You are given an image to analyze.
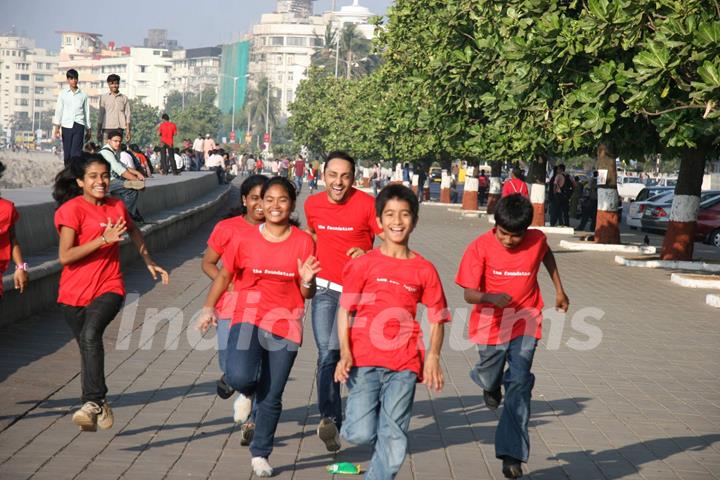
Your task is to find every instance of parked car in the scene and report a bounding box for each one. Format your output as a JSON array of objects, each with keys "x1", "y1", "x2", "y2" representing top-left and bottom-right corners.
[
  {"x1": 697, "y1": 197, "x2": 720, "y2": 248},
  {"x1": 617, "y1": 175, "x2": 648, "y2": 201},
  {"x1": 642, "y1": 191, "x2": 720, "y2": 235},
  {"x1": 626, "y1": 189, "x2": 674, "y2": 229}
]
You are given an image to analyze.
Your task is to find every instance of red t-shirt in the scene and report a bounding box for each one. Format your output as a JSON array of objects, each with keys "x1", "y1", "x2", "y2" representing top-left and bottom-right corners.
[
  {"x1": 55, "y1": 196, "x2": 135, "y2": 306},
  {"x1": 501, "y1": 178, "x2": 529, "y2": 198},
  {"x1": 294, "y1": 159, "x2": 305, "y2": 177},
  {"x1": 207, "y1": 216, "x2": 254, "y2": 319},
  {"x1": 0, "y1": 198, "x2": 19, "y2": 297},
  {"x1": 158, "y1": 121, "x2": 177, "y2": 146},
  {"x1": 340, "y1": 249, "x2": 450, "y2": 379},
  {"x1": 304, "y1": 188, "x2": 381, "y2": 285},
  {"x1": 225, "y1": 225, "x2": 315, "y2": 345},
  {"x1": 455, "y1": 228, "x2": 548, "y2": 345}
]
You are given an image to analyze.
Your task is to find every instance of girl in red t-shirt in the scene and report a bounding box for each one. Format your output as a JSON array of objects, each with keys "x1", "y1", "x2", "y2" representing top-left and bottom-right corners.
[
  {"x1": 198, "y1": 177, "x2": 319, "y2": 477},
  {"x1": 201, "y1": 174, "x2": 268, "y2": 445},
  {"x1": 53, "y1": 154, "x2": 169, "y2": 432},
  {"x1": 0, "y1": 161, "x2": 29, "y2": 298}
]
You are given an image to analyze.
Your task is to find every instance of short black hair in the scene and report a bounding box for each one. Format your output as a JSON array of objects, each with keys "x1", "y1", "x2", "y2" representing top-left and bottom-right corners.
[
  {"x1": 129, "y1": 144, "x2": 140, "y2": 152},
  {"x1": 324, "y1": 150, "x2": 355, "y2": 176},
  {"x1": 494, "y1": 194, "x2": 533, "y2": 234},
  {"x1": 162, "y1": 113, "x2": 170, "y2": 121},
  {"x1": 107, "y1": 74, "x2": 120, "y2": 83},
  {"x1": 558, "y1": 163, "x2": 566, "y2": 172},
  {"x1": 66, "y1": 69, "x2": 79, "y2": 79},
  {"x1": 106, "y1": 129, "x2": 123, "y2": 140},
  {"x1": 375, "y1": 184, "x2": 419, "y2": 225}
]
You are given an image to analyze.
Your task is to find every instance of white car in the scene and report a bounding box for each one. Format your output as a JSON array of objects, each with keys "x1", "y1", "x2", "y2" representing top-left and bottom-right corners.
[
  {"x1": 617, "y1": 176, "x2": 648, "y2": 201},
  {"x1": 626, "y1": 188, "x2": 674, "y2": 229}
]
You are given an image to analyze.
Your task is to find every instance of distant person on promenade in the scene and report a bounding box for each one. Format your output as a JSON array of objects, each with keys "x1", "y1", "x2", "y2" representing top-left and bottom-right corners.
[
  {"x1": 456, "y1": 194, "x2": 569, "y2": 479},
  {"x1": 52, "y1": 153, "x2": 168, "y2": 432},
  {"x1": 201, "y1": 174, "x2": 268, "y2": 447},
  {"x1": 192, "y1": 134, "x2": 204, "y2": 171},
  {"x1": 53, "y1": 69, "x2": 91, "y2": 166},
  {"x1": 157, "y1": 114, "x2": 178, "y2": 175},
  {"x1": 335, "y1": 184, "x2": 450, "y2": 478},
  {"x1": 0, "y1": 161, "x2": 29, "y2": 298},
  {"x1": 478, "y1": 170, "x2": 489, "y2": 206},
  {"x1": 294, "y1": 155, "x2": 305, "y2": 194},
  {"x1": 203, "y1": 134, "x2": 216, "y2": 163},
  {"x1": 198, "y1": 177, "x2": 318, "y2": 477},
  {"x1": 304, "y1": 151, "x2": 382, "y2": 452},
  {"x1": 578, "y1": 170, "x2": 598, "y2": 232},
  {"x1": 501, "y1": 168, "x2": 529, "y2": 198},
  {"x1": 98, "y1": 130, "x2": 147, "y2": 223},
  {"x1": 96, "y1": 74, "x2": 131, "y2": 145}
]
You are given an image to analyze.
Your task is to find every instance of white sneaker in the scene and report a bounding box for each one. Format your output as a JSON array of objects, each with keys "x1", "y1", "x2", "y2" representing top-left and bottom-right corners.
[
  {"x1": 233, "y1": 394, "x2": 252, "y2": 424},
  {"x1": 72, "y1": 401, "x2": 102, "y2": 432},
  {"x1": 251, "y1": 456, "x2": 273, "y2": 477}
]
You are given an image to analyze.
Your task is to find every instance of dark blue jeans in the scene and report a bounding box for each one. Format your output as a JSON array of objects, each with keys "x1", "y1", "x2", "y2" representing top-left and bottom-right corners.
[
  {"x1": 62, "y1": 122, "x2": 85, "y2": 166},
  {"x1": 225, "y1": 323, "x2": 298, "y2": 458},
  {"x1": 470, "y1": 336, "x2": 538, "y2": 463},
  {"x1": 310, "y1": 287, "x2": 342, "y2": 428},
  {"x1": 111, "y1": 184, "x2": 141, "y2": 222}
]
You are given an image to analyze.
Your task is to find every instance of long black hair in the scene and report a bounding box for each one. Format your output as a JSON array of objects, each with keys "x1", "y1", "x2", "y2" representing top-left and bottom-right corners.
[
  {"x1": 52, "y1": 154, "x2": 111, "y2": 206},
  {"x1": 261, "y1": 176, "x2": 301, "y2": 227},
  {"x1": 227, "y1": 174, "x2": 270, "y2": 218}
]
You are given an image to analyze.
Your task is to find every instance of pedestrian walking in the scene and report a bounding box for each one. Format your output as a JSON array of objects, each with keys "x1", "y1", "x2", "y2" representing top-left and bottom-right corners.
[
  {"x1": 192, "y1": 134, "x2": 205, "y2": 171},
  {"x1": 52, "y1": 153, "x2": 168, "y2": 432},
  {"x1": 157, "y1": 114, "x2": 178, "y2": 175},
  {"x1": 335, "y1": 184, "x2": 450, "y2": 478},
  {"x1": 501, "y1": 168, "x2": 529, "y2": 198},
  {"x1": 198, "y1": 177, "x2": 319, "y2": 477},
  {"x1": 294, "y1": 156, "x2": 306, "y2": 194},
  {"x1": 96, "y1": 74, "x2": 131, "y2": 145},
  {"x1": 456, "y1": 194, "x2": 569, "y2": 479},
  {"x1": 304, "y1": 151, "x2": 382, "y2": 452},
  {"x1": 53, "y1": 69, "x2": 91, "y2": 166},
  {"x1": 578, "y1": 170, "x2": 598, "y2": 231}
]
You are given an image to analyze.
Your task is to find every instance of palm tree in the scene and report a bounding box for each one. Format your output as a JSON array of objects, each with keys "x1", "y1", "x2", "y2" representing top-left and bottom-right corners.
[
  {"x1": 310, "y1": 24, "x2": 380, "y2": 79},
  {"x1": 243, "y1": 76, "x2": 281, "y2": 137}
]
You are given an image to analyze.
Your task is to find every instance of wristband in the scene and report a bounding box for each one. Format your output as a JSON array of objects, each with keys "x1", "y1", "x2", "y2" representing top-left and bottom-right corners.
[
  {"x1": 16, "y1": 263, "x2": 28, "y2": 272},
  {"x1": 301, "y1": 281, "x2": 313, "y2": 289},
  {"x1": 101, "y1": 235, "x2": 108, "y2": 244}
]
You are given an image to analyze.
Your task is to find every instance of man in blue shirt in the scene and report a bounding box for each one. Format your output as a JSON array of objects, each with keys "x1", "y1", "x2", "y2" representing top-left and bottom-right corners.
[{"x1": 52, "y1": 69, "x2": 91, "y2": 166}]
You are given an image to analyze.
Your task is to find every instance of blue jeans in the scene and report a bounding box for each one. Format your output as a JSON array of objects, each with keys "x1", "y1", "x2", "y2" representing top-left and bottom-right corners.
[
  {"x1": 294, "y1": 175, "x2": 303, "y2": 193},
  {"x1": 110, "y1": 184, "x2": 141, "y2": 222},
  {"x1": 310, "y1": 287, "x2": 342, "y2": 427},
  {"x1": 225, "y1": 323, "x2": 298, "y2": 458},
  {"x1": 217, "y1": 318, "x2": 231, "y2": 374},
  {"x1": 341, "y1": 367, "x2": 417, "y2": 480},
  {"x1": 470, "y1": 336, "x2": 538, "y2": 462}
]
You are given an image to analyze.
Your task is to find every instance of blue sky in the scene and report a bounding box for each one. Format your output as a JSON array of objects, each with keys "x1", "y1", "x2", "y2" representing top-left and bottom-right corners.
[{"x1": 0, "y1": 0, "x2": 394, "y2": 51}]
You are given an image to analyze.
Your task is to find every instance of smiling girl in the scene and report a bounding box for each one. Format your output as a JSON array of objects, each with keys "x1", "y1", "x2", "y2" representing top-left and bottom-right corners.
[{"x1": 53, "y1": 154, "x2": 169, "y2": 432}]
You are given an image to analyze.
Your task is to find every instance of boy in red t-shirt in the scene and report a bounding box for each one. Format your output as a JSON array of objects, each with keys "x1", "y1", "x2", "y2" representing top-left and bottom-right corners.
[
  {"x1": 335, "y1": 184, "x2": 450, "y2": 479},
  {"x1": 456, "y1": 194, "x2": 568, "y2": 479},
  {"x1": 0, "y1": 161, "x2": 29, "y2": 298},
  {"x1": 157, "y1": 113, "x2": 178, "y2": 175}
]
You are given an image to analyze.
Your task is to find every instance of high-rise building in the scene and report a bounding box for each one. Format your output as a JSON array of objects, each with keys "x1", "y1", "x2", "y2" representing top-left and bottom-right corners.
[
  {"x1": 144, "y1": 29, "x2": 181, "y2": 51},
  {"x1": 169, "y1": 47, "x2": 222, "y2": 105},
  {"x1": 0, "y1": 34, "x2": 58, "y2": 140},
  {"x1": 247, "y1": 0, "x2": 375, "y2": 117}
]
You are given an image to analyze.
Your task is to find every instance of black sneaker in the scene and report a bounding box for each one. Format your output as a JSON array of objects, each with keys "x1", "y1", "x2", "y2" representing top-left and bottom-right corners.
[
  {"x1": 216, "y1": 375, "x2": 235, "y2": 399},
  {"x1": 502, "y1": 457, "x2": 523, "y2": 478},
  {"x1": 484, "y1": 388, "x2": 502, "y2": 411},
  {"x1": 317, "y1": 417, "x2": 341, "y2": 452}
]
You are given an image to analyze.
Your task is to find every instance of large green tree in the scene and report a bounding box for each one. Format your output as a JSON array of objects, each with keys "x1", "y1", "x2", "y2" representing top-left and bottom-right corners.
[{"x1": 128, "y1": 99, "x2": 160, "y2": 147}]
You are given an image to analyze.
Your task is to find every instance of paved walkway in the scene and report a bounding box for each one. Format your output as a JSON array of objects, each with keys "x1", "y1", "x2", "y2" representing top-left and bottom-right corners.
[{"x1": 0, "y1": 183, "x2": 719, "y2": 479}]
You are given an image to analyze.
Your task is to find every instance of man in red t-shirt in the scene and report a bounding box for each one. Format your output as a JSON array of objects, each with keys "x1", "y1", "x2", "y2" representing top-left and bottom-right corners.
[
  {"x1": 501, "y1": 167, "x2": 529, "y2": 198},
  {"x1": 157, "y1": 113, "x2": 178, "y2": 175},
  {"x1": 456, "y1": 194, "x2": 569, "y2": 479},
  {"x1": 304, "y1": 150, "x2": 382, "y2": 451},
  {"x1": 294, "y1": 156, "x2": 306, "y2": 194}
]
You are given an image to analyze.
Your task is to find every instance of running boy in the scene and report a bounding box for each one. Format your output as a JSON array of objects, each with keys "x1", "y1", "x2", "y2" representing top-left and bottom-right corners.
[
  {"x1": 455, "y1": 194, "x2": 569, "y2": 478},
  {"x1": 335, "y1": 184, "x2": 450, "y2": 479}
]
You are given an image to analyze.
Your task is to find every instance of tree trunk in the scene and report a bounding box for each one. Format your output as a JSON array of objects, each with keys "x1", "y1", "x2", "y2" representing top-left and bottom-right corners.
[
  {"x1": 528, "y1": 154, "x2": 548, "y2": 226},
  {"x1": 486, "y1": 160, "x2": 502, "y2": 214},
  {"x1": 660, "y1": 147, "x2": 706, "y2": 260},
  {"x1": 595, "y1": 142, "x2": 620, "y2": 244}
]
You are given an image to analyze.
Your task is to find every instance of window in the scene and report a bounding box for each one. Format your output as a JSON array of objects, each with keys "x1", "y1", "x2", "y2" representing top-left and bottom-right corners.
[
  {"x1": 312, "y1": 37, "x2": 324, "y2": 47},
  {"x1": 139, "y1": 65, "x2": 146, "y2": 73},
  {"x1": 286, "y1": 54, "x2": 295, "y2": 64},
  {"x1": 35, "y1": 99, "x2": 43, "y2": 107},
  {"x1": 35, "y1": 75, "x2": 45, "y2": 82},
  {"x1": 270, "y1": 36, "x2": 284, "y2": 46},
  {"x1": 15, "y1": 86, "x2": 29, "y2": 94},
  {"x1": 287, "y1": 71, "x2": 294, "y2": 82},
  {"x1": 275, "y1": 54, "x2": 283, "y2": 64},
  {"x1": 15, "y1": 98, "x2": 28, "y2": 106},
  {"x1": 15, "y1": 74, "x2": 29, "y2": 81},
  {"x1": 287, "y1": 37, "x2": 306, "y2": 47},
  {"x1": 286, "y1": 89, "x2": 294, "y2": 103},
  {"x1": 35, "y1": 87, "x2": 44, "y2": 94},
  {"x1": 46, "y1": 62, "x2": 53, "y2": 69}
]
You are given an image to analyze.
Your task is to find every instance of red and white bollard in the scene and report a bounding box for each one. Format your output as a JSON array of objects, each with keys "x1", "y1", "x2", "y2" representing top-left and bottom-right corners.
[
  {"x1": 411, "y1": 174, "x2": 419, "y2": 196},
  {"x1": 529, "y1": 183, "x2": 546, "y2": 226},
  {"x1": 661, "y1": 194, "x2": 700, "y2": 260},
  {"x1": 595, "y1": 187, "x2": 620, "y2": 244},
  {"x1": 462, "y1": 177, "x2": 479, "y2": 211},
  {"x1": 440, "y1": 173, "x2": 452, "y2": 203}
]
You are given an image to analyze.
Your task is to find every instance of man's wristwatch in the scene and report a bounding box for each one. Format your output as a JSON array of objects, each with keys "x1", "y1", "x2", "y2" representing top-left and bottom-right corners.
[{"x1": 16, "y1": 263, "x2": 28, "y2": 272}]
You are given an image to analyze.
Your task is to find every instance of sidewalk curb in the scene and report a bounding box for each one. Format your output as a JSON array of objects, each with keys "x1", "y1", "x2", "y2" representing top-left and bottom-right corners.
[
  {"x1": 614, "y1": 256, "x2": 720, "y2": 272},
  {"x1": 670, "y1": 273, "x2": 720, "y2": 289},
  {"x1": 560, "y1": 240, "x2": 656, "y2": 254},
  {"x1": 487, "y1": 216, "x2": 574, "y2": 234},
  {"x1": 707, "y1": 294, "x2": 720, "y2": 308}
]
